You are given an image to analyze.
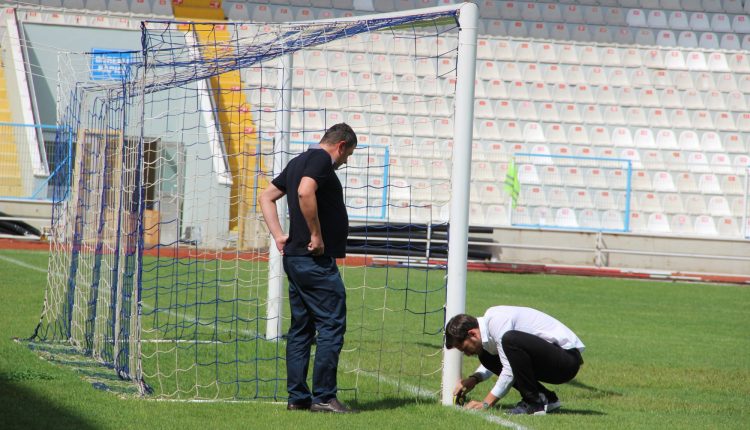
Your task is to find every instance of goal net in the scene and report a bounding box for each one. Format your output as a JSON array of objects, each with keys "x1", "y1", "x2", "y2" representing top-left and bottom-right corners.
[{"x1": 32, "y1": 3, "x2": 478, "y2": 403}]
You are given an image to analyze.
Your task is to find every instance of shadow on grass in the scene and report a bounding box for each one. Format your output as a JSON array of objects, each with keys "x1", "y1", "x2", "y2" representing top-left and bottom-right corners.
[
  {"x1": 569, "y1": 379, "x2": 623, "y2": 398},
  {"x1": 0, "y1": 379, "x2": 97, "y2": 430},
  {"x1": 352, "y1": 396, "x2": 432, "y2": 411},
  {"x1": 25, "y1": 340, "x2": 140, "y2": 396},
  {"x1": 550, "y1": 408, "x2": 606, "y2": 416}
]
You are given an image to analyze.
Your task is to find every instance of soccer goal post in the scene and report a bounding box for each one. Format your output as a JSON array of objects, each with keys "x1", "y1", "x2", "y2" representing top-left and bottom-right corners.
[{"x1": 33, "y1": 2, "x2": 478, "y2": 403}]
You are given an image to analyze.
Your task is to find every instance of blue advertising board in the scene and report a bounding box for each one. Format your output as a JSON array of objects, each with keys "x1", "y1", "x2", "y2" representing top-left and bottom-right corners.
[{"x1": 90, "y1": 49, "x2": 134, "y2": 81}]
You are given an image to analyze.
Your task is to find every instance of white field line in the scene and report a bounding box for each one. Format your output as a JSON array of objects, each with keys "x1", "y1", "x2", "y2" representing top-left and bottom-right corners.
[
  {"x1": 0, "y1": 253, "x2": 47, "y2": 273},
  {"x1": 460, "y1": 408, "x2": 530, "y2": 430},
  {"x1": 11, "y1": 257, "x2": 528, "y2": 429}
]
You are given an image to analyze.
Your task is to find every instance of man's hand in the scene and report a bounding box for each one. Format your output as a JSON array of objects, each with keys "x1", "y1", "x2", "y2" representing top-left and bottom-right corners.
[
  {"x1": 274, "y1": 234, "x2": 288, "y2": 253},
  {"x1": 453, "y1": 375, "x2": 479, "y2": 398},
  {"x1": 307, "y1": 233, "x2": 324, "y2": 256},
  {"x1": 464, "y1": 400, "x2": 487, "y2": 410}
]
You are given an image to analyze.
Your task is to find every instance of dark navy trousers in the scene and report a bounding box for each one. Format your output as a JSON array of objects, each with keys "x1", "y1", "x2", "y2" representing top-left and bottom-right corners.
[{"x1": 283, "y1": 255, "x2": 347, "y2": 404}]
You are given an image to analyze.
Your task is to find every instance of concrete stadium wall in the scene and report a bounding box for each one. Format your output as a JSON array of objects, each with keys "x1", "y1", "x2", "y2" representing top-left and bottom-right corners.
[{"x1": 491, "y1": 227, "x2": 750, "y2": 276}]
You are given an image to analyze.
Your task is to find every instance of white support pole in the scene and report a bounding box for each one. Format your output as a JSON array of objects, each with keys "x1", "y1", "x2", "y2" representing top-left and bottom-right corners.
[
  {"x1": 266, "y1": 53, "x2": 293, "y2": 340},
  {"x1": 441, "y1": 2, "x2": 478, "y2": 406}
]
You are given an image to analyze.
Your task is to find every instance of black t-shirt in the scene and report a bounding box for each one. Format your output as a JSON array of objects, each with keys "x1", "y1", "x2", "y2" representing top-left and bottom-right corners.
[{"x1": 271, "y1": 147, "x2": 349, "y2": 258}]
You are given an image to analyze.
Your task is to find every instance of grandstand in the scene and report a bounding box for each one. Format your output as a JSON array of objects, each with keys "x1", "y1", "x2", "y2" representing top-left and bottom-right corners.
[{"x1": 0, "y1": 0, "x2": 748, "y2": 276}]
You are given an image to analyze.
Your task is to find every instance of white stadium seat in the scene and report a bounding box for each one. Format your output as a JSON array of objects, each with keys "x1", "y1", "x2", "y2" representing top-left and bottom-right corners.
[
  {"x1": 721, "y1": 175, "x2": 745, "y2": 195},
  {"x1": 648, "y1": 10, "x2": 668, "y2": 28},
  {"x1": 540, "y1": 165, "x2": 563, "y2": 186},
  {"x1": 702, "y1": 0, "x2": 724, "y2": 12},
  {"x1": 653, "y1": 171, "x2": 677, "y2": 192},
  {"x1": 663, "y1": 194, "x2": 685, "y2": 214},
  {"x1": 593, "y1": 190, "x2": 617, "y2": 211},
  {"x1": 656, "y1": 30, "x2": 677, "y2": 46},
  {"x1": 478, "y1": 119, "x2": 502, "y2": 140},
  {"x1": 629, "y1": 211, "x2": 648, "y2": 232},
  {"x1": 499, "y1": 1, "x2": 522, "y2": 20},
  {"x1": 647, "y1": 213, "x2": 671, "y2": 233},
  {"x1": 643, "y1": 149, "x2": 666, "y2": 169},
  {"x1": 717, "y1": 74, "x2": 739, "y2": 92},
  {"x1": 614, "y1": 28, "x2": 636, "y2": 44},
  {"x1": 705, "y1": 90, "x2": 727, "y2": 111},
  {"x1": 476, "y1": 39, "x2": 494, "y2": 60},
  {"x1": 699, "y1": 173, "x2": 723, "y2": 194},
  {"x1": 523, "y1": 122, "x2": 545, "y2": 142},
  {"x1": 694, "y1": 215, "x2": 718, "y2": 235},
  {"x1": 252, "y1": 4, "x2": 273, "y2": 21},
  {"x1": 669, "y1": 10, "x2": 690, "y2": 29},
  {"x1": 670, "y1": 214, "x2": 693, "y2": 234},
  {"x1": 723, "y1": 0, "x2": 744, "y2": 14},
  {"x1": 474, "y1": 99, "x2": 494, "y2": 119},
  {"x1": 627, "y1": 8, "x2": 647, "y2": 27},
  {"x1": 501, "y1": 121, "x2": 523, "y2": 141},
  {"x1": 717, "y1": 217, "x2": 741, "y2": 237},
  {"x1": 540, "y1": 103, "x2": 560, "y2": 122},
  {"x1": 605, "y1": 7, "x2": 627, "y2": 26},
  {"x1": 674, "y1": 171, "x2": 699, "y2": 192},
  {"x1": 690, "y1": 12, "x2": 711, "y2": 31},
  {"x1": 685, "y1": 194, "x2": 709, "y2": 215},
  {"x1": 728, "y1": 53, "x2": 750, "y2": 72},
  {"x1": 656, "y1": 129, "x2": 678, "y2": 148},
  {"x1": 720, "y1": 33, "x2": 741, "y2": 50},
  {"x1": 601, "y1": 210, "x2": 625, "y2": 230},
  {"x1": 528, "y1": 22, "x2": 551, "y2": 39},
  {"x1": 495, "y1": 101, "x2": 516, "y2": 119},
  {"x1": 632, "y1": 169, "x2": 652, "y2": 190},
  {"x1": 733, "y1": 15, "x2": 750, "y2": 32},
  {"x1": 522, "y1": 1, "x2": 543, "y2": 20},
  {"x1": 582, "y1": 105, "x2": 603, "y2": 124},
  {"x1": 555, "y1": 208, "x2": 579, "y2": 228},
  {"x1": 708, "y1": 196, "x2": 732, "y2": 216},
  {"x1": 711, "y1": 14, "x2": 732, "y2": 32},
  {"x1": 485, "y1": 205, "x2": 509, "y2": 227},
  {"x1": 545, "y1": 124, "x2": 568, "y2": 143},
  {"x1": 522, "y1": 186, "x2": 546, "y2": 207}
]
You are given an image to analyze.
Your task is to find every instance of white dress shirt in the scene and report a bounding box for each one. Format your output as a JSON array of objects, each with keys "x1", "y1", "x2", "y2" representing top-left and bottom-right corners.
[{"x1": 473, "y1": 306, "x2": 585, "y2": 399}]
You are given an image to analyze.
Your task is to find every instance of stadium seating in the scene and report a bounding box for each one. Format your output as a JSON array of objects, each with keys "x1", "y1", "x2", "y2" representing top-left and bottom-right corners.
[{"x1": 7, "y1": 0, "x2": 750, "y2": 240}]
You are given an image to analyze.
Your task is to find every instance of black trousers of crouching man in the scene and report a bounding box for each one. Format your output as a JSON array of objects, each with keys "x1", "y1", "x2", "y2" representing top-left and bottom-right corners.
[{"x1": 477, "y1": 330, "x2": 583, "y2": 403}]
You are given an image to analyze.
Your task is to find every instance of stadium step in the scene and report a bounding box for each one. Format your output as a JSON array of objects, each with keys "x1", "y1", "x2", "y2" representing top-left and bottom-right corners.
[
  {"x1": 0, "y1": 72, "x2": 10, "y2": 122},
  {"x1": 172, "y1": 0, "x2": 225, "y2": 21},
  {"x1": 0, "y1": 185, "x2": 21, "y2": 195},
  {"x1": 0, "y1": 176, "x2": 22, "y2": 188}
]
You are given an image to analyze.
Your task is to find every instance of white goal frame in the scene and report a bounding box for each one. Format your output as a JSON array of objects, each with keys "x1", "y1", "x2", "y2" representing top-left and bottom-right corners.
[{"x1": 261, "y1": 3, "x2": 479, "y2": 405}]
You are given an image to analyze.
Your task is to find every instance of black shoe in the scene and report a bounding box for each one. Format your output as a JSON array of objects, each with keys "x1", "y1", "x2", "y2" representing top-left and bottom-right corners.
[
  {"x1": 286, "y1": 402, "x2": 311, "y2": 411},
  {"x1": 540, "y1": 392, "x2": 562, "y2": 412},
  {"x1": 507, "y1": 400, "x2": 546, "y2": 415},
  {"x1": 310, "y1": 398, "x2": 359, "y2": 414}
]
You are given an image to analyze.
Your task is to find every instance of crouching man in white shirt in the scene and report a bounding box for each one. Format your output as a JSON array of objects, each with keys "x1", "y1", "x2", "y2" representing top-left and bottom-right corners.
[{"x1": 445, "y1": 306, "x2": 585, "y2": 415}]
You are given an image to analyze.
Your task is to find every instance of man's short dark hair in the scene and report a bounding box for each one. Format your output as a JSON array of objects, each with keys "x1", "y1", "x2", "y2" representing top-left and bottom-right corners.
[
  {"x1": 445, "y1": 313, "x2": 479, "y2": 349},
  {"x1": 321, "y1": 123, "x2": 357, "y2": 149}
]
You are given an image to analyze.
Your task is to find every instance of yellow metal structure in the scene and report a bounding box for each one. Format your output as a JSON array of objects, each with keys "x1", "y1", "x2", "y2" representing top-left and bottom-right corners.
[
  {"x1": 0, "y1": 63, "x2": 23, "y2": 196},
  {"x1": 171, "y1": 0, "x2": 225, "y2": 21},
  {"x1": 186, "y1": 18, "x2": 269, "y2": 248}
]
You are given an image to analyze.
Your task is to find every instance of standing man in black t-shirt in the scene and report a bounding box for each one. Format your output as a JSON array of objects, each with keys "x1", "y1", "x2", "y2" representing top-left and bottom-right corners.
[{"x1": 259, "y1": 123, "x2": 358, "y2": 414}]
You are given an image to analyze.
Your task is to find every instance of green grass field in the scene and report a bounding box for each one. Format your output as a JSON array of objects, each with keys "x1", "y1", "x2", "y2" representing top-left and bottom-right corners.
[{"x1": 1, "y1": 248, "x2": 748, "y2": 429}]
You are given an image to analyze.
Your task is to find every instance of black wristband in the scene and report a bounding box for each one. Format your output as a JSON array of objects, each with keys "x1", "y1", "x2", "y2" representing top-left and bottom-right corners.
[{"x1": 468, "y1": 374, "x2": 481, "y2": 384}]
